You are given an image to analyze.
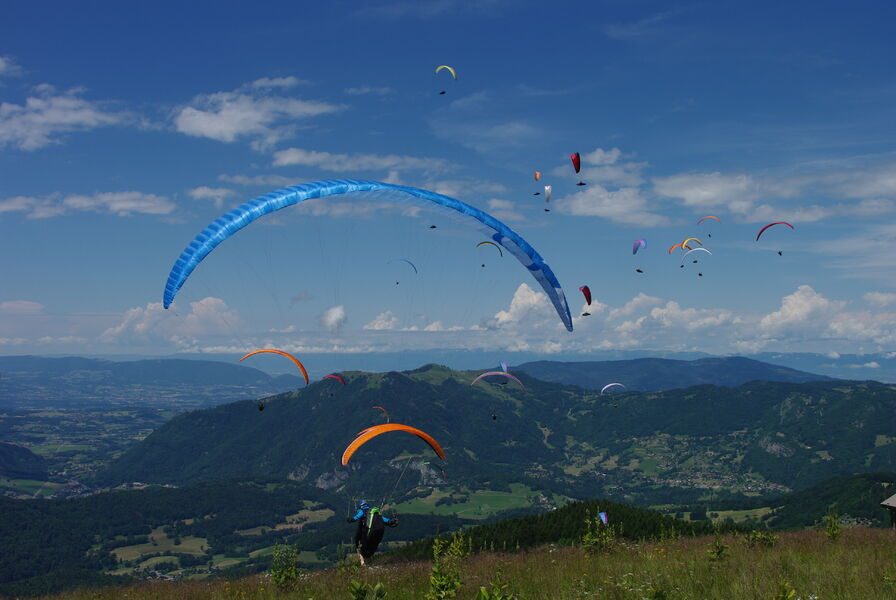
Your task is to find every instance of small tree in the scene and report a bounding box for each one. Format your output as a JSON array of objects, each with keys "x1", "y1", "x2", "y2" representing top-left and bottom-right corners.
[
  {"x1": 582, "y1": 510, "x2": 617, "y2": 555},
  {"x1": 270, "y1": 543, "x2": 300, "y2": 590},
  {"x1": 824, "y1": 509, "x2": 842, "y2": 541},
  {"x1": 744, "y1": 529, "x2": 779, "y2": 549},
  {"x1": 426, "y1": 533, "x2": 467, "y2": 600},
  {"x1": 706, "y1": 534, "x2": 728, "y2": 563}
]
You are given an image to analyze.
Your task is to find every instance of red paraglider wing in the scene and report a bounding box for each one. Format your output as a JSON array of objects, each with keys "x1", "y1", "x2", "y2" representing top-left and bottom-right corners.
[
  {"x1": 570, "y1": 152, "x2": 582, "y2": 174},
  {"x1": 323, "y1": 373, "x2": 346, "y2": 385},
  {"x1": 755, "y1": 221, "x2": 794, "y2": 241},
  {"x1": 579, "y1": 285, "x2": 592, "y2": 306}
]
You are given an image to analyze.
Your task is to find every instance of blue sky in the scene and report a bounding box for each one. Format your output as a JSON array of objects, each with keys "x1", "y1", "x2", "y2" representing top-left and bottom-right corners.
[{"x1": 2, "y1": 0, "x2": 896, "y2": 362}]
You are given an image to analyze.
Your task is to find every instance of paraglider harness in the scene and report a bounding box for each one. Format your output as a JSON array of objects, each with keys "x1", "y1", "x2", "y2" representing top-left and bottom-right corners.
[{"x1": 349, "y1": 502, "x2": 397, "y2": 559}]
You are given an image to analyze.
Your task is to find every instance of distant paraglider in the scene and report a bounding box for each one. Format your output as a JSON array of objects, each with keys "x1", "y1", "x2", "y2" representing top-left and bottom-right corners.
[
  {"x1": 698, "y1": 215, "x2": 720, "y2": 238},
  {"x1": 477, "y1": 241, "x2": 504, "y2": 257},
  {"x1": 544, "y1": 185, "x2": 552, "y2": 212},
  {"x1": 372, "y1": 405, "x2": 390, "y2": 423},
  {"x1": 342, "y1": 423, "x2": 445, "y2": 465},
  {"x1": 668, "y1": 242, "x2": 692, "y2": 254},
  {"x1": 435, "y1": 65, "x2": 457, "y2": 95},
  {"x1": 435, "y1": 65, "x2": 457, "y2": 80},
  {"x1": 324, "y1": 373, "x2": 346, "y2": 385},
  {"x1": 240, "y1": 349, "x2": 310, "y2": 386},
  {"x1": 755, "y1": 221, "x2": 794, "y2": 241},
  {"x1": 579, "y1": 285, "x2": 592, "y2": 316},
  {"x1": 683, "y1": 247, "x2": 712, "y2": 261},
  {"x1": 570, "y1": 152, "x2": 586, "y2": 186},
  {"x1": 390, "y1": 258, "x2": 418, "y2": 275},
  {"x1": 632, "y1": 239, "x2": 647, "y2": 255},
  {"x1": 472, "y1": 370, "x2": 525, "y2": 389},
  {"x1": 600, "y1": 382, "x2": 625, "y2": 395},
  {"x1": 756, "y1": 221, "x2": 794, "y2": 256}
]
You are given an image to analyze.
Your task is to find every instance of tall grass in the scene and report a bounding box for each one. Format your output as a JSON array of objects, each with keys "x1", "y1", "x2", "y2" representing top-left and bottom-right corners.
[{"x1": 38, "y1": 529, "x2": 896, "y2": 600}]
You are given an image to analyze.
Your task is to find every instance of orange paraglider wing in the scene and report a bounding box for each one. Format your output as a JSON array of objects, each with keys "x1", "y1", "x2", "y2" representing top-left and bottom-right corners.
[
  {"x1": 341, "y1": 423, "x2": 446, "y2": 466},
  {"x1": 240, "y1": 349, "x2": 310, "y2": 385}
]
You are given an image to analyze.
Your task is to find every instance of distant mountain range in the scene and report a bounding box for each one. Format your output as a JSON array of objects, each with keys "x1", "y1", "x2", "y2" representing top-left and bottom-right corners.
[
  {"x1": 0, "y1": 356, "x2": 303, "y2": 410},
  {"x1": 97, "y1": 364, "x2": 896, "y2": 505},
  {"x1": 54, "y1": 348, "x2": 894, "y2": 382},
  {"x1": 515, "y1": 356, "x2": 830, "y2": 391}
]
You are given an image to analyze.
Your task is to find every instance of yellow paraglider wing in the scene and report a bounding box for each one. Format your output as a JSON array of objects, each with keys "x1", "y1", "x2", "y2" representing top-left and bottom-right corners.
[{"x1": 435, "y1": 65, "x2": 457, "y2": 80}]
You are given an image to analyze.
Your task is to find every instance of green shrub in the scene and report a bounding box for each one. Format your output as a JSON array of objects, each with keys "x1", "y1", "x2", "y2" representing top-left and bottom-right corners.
[
  {"x1": 476, "y1": 572, "x2": 517, "y2": 600},
  {"x1": 744, "y1": 529, "x2": 779, "y2": 549},
  {"x1": 426, "y1": 533, "x2": 466, "y2": 600},
  {"x1": 582, "y1": 510, "x2": 617, "y2": 555},
  {"x1": 269, "y1": 543, "x2": 300, "y2": 590},
  {"x1": 823, "y1": 509, "x2": 841, "y2": 541},
  {"x1": 706, "y1": 534, "x2": 728, "y2": 563},
  {"x1": 774, "y1": 580, "x2": 797, "y2": 600},
  {"x1": 349, "y1": 579, "x2": 387, "y2": 599}
]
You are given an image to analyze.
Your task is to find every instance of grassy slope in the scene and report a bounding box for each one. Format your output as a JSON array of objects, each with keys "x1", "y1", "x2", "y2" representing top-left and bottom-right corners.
[{"x1": 39, "y1": 529, "x2": 896, "y2": 600}]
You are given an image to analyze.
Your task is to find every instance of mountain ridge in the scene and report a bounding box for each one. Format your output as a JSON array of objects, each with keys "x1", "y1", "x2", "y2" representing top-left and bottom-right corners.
[
  {"x1": 96, "y1": 365, "x2": 896, "y2": 505},
  {"x1": 515, "y1": 356, "x2": 831, "y2": 391}
]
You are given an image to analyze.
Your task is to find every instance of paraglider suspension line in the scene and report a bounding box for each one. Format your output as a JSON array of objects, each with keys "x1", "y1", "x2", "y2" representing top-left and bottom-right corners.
[{"x1": 380, "y1": 456, "x2": 414, "y2": 516}]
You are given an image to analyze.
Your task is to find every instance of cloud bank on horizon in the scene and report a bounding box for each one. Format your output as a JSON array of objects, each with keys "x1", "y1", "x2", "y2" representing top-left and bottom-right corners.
[{"x1": 2, "y1": 2, "x2": 895, "y2": 357}]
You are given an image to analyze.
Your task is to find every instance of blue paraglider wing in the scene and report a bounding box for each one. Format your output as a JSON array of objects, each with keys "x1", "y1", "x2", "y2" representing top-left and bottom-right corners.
[
  {"x1": 389, "y1": 258, "x2": 419, "y2": 274},
  {"x1": 163, "y1": 179, "x2": 573, "y2": 331}
]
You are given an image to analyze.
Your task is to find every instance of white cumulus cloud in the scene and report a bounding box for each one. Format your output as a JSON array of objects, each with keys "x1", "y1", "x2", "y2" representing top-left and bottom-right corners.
[
  {"x1": 0, "y1": 55, "x2": 22, "y2": 77},
  {"x1": 272, "y1": 147, "x2": 448, "y2": 174},
  {"x1": 188, "y1": 186, "x2": 235, "y2": 208},
  {"x1": 364, "y1": 311, "x2": 399, "y2": 331},
  {"x1": 864, "y1": 292, "x2": 896, "y2": 307},
  {"x1": 174, "y1": 80, "x2": 341, "y2": 149},
  {"x1": 0, "y1": 192, "x2": 174, "y2": 219},
  {"x1": 759, "y1": 285, "x2": 845, "y2": 334},
  {"x1": 321, "y1": 305, "x2": 347, "y2": 332},
  {"x1": 102, "y1": 297, "x2": 241, "y2": 346},
  {"x1": 0, "y1": 87, "x2": 127, "y2": 150},
  {"x1": 490, "y1": 283, "x2": 554, "y2": 329}
]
